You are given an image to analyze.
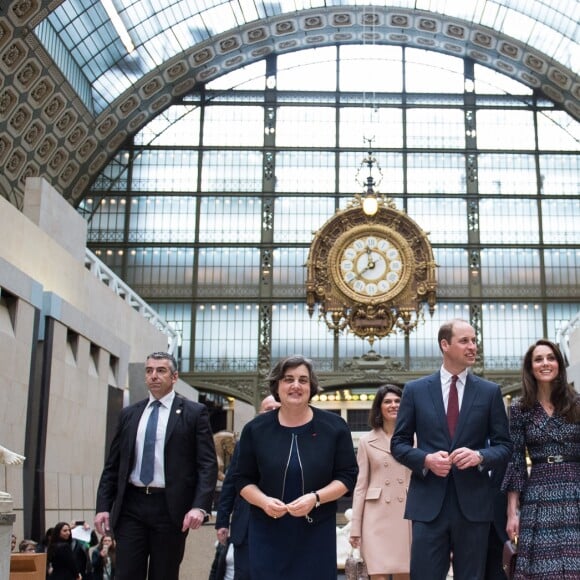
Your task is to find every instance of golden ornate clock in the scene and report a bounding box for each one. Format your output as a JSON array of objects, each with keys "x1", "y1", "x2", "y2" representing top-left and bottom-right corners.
[
  {"x1": 329, "y1": 224, "x2": 413, "y2": 304},
  {"x1": 306, "y1": 202, "x2": 437, "y2": 344}
]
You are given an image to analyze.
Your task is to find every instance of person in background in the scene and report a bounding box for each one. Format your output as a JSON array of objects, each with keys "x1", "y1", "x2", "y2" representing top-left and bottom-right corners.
[
  {"x1": 208, "y1": 538, "x2": 233, "y2": 580},
  {"x1": 215, "y1": 394, "x2": 281, "y2": 580},
  {"x1": 236, "y1": 354, "x2": 358, "y2": 580},
  {"x1": 391, "y1": 319, "x2": 512, "y2": 580},
  {"x1": 349, "y1": 384, "x2": 411, "y2": 580},
  {"x1": 18, "y1": 539, "x2": 38, "y2": 553},
  {"x1": 11, "y1": 533, "x2": 17, "y2": 552},
  {"x1": 91, "y1": 533, "x2": 116, "y2": 580},
  {"x1": 47, "y1": 522, "x2": 81, "y2": 580},
  {"x1": 94, "y1": 351, "x2": 218, "y2": 580},
  {"x1": 484, "y1": 461, "x2": 509, "y2": 580},
  {"x1": 69, "y1": 522, "x2": 91, "y2": 580},
  {"x1": 502, "y1": 339, "x2": 580, "y2": 579}
]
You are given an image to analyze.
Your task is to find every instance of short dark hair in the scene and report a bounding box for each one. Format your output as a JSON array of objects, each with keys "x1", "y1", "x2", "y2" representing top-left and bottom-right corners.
[
  {"x1": 369, "y1": 384, "x2": 403, "y2": 428},
  {"x1": 267, "y1": 354, "x2": 320, "y2": 402},
  {"x1": 437, "y1": 318, "x2": 469, "y2": 352},
  {"x1": 146, "y1": 352, "x2": 178, "y2": 373}
]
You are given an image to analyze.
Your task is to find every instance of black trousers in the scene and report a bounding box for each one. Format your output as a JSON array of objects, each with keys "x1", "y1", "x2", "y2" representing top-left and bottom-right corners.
[
  {"x1": 410, "y1": 477, "x2": 490, "y2": 580},
  {"x1": 114, "y1": 486, "x2": 188, "y2": 580}
]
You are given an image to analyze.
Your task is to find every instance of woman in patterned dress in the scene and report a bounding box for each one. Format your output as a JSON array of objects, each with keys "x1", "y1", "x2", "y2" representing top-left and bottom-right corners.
[{"x1": 502, "y1": 339, "x2": 580, "y2": 579}]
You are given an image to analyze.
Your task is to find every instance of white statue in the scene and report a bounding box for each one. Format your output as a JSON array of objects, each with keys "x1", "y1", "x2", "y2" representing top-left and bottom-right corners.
[
  {"x1": 0, "y1": 445, "x2": 25, "y2": 502},
  {"x1": 0, "y1": 446, "x2": 25, "y2": 466}
]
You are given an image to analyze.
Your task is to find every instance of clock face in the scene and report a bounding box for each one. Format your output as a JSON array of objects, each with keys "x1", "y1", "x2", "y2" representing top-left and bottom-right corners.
[{"x1": 330, "y1": 226, "x2": 411, "y2": 302}]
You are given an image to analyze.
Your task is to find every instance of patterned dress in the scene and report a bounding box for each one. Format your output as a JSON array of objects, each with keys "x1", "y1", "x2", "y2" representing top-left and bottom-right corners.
[{"x1": 502, "y1": 399, "x2": 580, "y2": 579}]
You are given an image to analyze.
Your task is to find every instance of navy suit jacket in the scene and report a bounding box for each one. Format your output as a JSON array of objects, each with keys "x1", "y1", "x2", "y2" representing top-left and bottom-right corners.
[
  {"x1": 391, "y1": 372, "x2": 512, "y2": 523},
  {"x1": 96, "y1": 393, "x2": 218, "y2": 529},
  {"x1": 236, "y1": 406, "x2": 358, "y2": 525}
]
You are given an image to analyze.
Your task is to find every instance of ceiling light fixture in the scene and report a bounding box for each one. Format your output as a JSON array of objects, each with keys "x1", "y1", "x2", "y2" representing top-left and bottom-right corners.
[{"x1": 355, "y1": 138, "x2": 385, "y2": 216}]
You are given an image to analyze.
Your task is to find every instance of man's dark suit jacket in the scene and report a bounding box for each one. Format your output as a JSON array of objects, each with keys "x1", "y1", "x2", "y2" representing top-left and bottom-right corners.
[
  {"x1": 391, "y1": 372, "x2": 512, "y2": 523},
  {"x1": 96, "y1": 393, "x2": 218, "y2": 529}
]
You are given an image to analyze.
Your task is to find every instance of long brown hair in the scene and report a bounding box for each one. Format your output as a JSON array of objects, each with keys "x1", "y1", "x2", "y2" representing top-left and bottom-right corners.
[
  {"x1": 520, "y1": 339, "x2": 579, "y2": 422},
  {"x1": 97, "y1": 533, "x2": 116, "y2": 569}
]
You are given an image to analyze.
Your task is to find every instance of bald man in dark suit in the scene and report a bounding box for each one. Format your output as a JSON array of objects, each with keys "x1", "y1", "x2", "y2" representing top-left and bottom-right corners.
[
  {"x1": 392, "y1": 319, "x2": 512, "y2": 580},
  {"x1": 95, "y1": 352, "x2": 218, "y2": 580}
]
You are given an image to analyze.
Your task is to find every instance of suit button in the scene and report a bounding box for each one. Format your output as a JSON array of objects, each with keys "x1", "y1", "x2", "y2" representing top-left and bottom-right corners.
[
  {"x1": 397, "y1": 477, "x2": 404, "y2": 484},
  {"x1": 398, "y1": 496, "x2": 404, "y2": 502},
  {"x1": 385, "y1": 498, "x2": 391, "y2": 504},
  {"x1": 385, "y1": 480, "x2": 390, "y2": 486}
]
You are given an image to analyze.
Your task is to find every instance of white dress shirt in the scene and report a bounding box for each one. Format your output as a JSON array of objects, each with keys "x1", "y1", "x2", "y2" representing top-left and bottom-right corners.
[{"x1": 130, "y1": 390, "x2": 175, "y2": 487}]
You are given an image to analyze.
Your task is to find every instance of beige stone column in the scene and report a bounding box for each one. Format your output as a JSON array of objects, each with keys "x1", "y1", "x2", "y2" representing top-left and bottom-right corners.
[{"x1": 0, "y1": 512, "x2": 16, "y2": 580}]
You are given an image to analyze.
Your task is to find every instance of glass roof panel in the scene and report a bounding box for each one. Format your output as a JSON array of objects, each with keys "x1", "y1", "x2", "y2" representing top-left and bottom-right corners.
[{"x1": 35, "y1": 0, "x2": 579, "y2": 114}]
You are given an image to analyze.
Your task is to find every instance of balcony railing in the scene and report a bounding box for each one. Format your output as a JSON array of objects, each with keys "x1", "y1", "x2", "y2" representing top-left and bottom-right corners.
[{"x1": 84, "y1": 249, "x2": 180, "y2": 355}]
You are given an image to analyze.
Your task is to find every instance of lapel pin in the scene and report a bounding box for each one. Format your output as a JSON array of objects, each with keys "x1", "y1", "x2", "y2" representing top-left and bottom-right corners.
[{"x1": 176, "y1": 409, "x2": 182, "y2": 414}]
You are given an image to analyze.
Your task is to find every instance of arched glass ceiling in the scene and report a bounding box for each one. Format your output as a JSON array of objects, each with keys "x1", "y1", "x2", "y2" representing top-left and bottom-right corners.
[{"x1": 36, "y1": 0, "x2": 579, "y2": 113}]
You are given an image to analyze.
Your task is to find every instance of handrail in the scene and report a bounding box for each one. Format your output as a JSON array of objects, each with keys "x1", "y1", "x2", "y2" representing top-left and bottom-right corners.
[
  {"x1": 557, "y1": 310, "x2": 580, "y2": 366},
  {"x1": 84, "y1": 249, "x2": 180, "y2": 355}
]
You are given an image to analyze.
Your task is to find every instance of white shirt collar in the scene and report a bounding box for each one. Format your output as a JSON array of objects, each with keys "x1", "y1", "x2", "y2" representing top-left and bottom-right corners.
[
  {"x1": 440, "y1": 366, "x2": 468, "y2": 387},
  {"x1": 148, "y1": 389, "x2": 175, "y2": 409}
]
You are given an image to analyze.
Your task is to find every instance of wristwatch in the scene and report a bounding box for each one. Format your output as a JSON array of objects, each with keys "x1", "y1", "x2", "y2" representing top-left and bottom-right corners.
[
  {"x1": 312, "y1": 492, "x2": 321, "y2": 508},
  {"x1": 476, "y1": 451, "x2": 484, "y2": 465}
]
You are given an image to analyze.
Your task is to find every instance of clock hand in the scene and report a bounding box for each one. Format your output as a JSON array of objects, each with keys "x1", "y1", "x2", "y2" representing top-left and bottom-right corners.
[{"x1": 359, "y1": 259, "x2": 375, "y2": 275}]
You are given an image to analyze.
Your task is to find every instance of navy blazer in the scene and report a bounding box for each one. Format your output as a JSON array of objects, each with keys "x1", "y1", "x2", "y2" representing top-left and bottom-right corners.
[
  {"x1": 236, "y1": 406, "x2": 358, "y2": 524},
  {"x1": 96, "y1": 393, "x2": 218, "y2": 529},
  {"x1": 215, "y1": 443, "x2": 250, "y2": 546},
  {"x1": 391, "y1": 372, "x2": 512, "y2": 523}
]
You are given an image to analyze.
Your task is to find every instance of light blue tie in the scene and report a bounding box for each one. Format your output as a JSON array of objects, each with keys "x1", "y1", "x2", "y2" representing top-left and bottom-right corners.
[{"x1": 140, "y1": 400, "x2": 161, "y2": 486}]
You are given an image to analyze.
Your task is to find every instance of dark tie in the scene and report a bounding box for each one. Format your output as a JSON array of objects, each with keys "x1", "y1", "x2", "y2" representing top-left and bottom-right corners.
[
  {"x1": 140, "y1": 400, "x2": 161, "y2": 486},
  {"x1": 447, "y1": 375, "x2": 459, "y2": 438}
]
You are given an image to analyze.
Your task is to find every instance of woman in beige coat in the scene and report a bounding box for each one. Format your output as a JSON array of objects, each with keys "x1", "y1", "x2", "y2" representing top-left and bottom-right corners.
[{"x1": 349, "y1": 384, "x2": 411, "y2": 580}]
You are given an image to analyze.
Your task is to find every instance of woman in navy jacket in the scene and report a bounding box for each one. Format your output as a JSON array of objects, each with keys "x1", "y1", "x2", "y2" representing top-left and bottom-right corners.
[{"x1": 236, "y1": 354, "x2": 358, "y2": 580}]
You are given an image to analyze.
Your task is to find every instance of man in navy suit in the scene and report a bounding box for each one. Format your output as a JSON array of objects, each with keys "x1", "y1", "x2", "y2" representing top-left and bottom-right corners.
[
  {"x1": 94, "y1": 352, "x2": 218, "y2": 580},
  {"x1": 215, "y1": 395, "x2": 280, "y2": 579},
  {"x1": 391, "y1": 319, "x2": 512, "y2": 580}
]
